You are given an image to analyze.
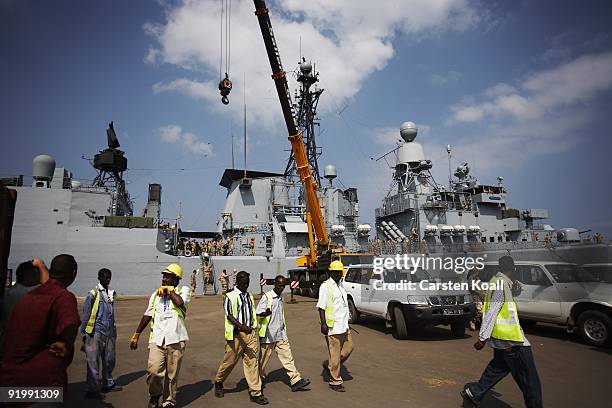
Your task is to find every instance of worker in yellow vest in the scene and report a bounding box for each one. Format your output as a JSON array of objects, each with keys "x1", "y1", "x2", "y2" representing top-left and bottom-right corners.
[
  {"x1": 129, "y1": 264, "x2": 191, "y2": 408},
  {"x1": 256, "y1": 275, "x2": 311, "y2": 392},
  {"x1": 462, "y1": 256, "x2": 542, "y2": 408},
  {"x1": 80, "y1": 268, "x2": 121, "y2": 399},
  {"x1": 317, "y1": 260, "x2": 354, "y2": 392},
  {"x1": 214, "y1": 270, "x2": 269, "y2": 405}
]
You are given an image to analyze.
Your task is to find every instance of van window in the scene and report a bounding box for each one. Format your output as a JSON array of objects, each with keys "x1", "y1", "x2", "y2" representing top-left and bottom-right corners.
[
  {"x1": 546, "y1": 264, "x2": 598, "y2": 283},
  {"x1": 360, "y1": 268, "x2": 373, "y2": 284},
  {"x1": 516, "y1": 265, "x2": 550, "y2": 286},
  {"x1": 345, "y1": 268, "x2": 359, "y2": 283}
]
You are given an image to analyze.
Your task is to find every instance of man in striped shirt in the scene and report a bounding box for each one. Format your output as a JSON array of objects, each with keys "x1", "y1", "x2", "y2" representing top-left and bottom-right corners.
[{"x1": 214, "y1": 271, "x2": 268, "y2": 405}]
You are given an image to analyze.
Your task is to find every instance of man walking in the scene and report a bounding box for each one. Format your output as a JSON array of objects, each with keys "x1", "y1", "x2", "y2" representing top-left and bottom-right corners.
[
  {"x1": 130, "y1": 264, "x2": 191, "y2": 408},
  {"x1": 462, "y1": 256, "x2": 543, "y2": 407},
  {"x1": 80, "y1": 268, "x2": 121, "y2": 398},
  {"x1": 317, "y1": 260, "x2": 354, "y2": 392},
  {"x1": 257, "y1": 275, "x2": 310, "y2": 392},
  {"x1": 214, "y1": 270, "x2": 269, "y2": 405}
]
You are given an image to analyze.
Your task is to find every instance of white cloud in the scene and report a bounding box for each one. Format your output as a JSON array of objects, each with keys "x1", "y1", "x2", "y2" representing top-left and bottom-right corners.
[
  {"x1": 158, "y1": 125, "x2": 213, "y2": 156},
  {"x1": 449, "y1": 50, "x2": 612, "y2": 124},
  {"x1": 145, "y1": 0, "x2": 480, "y2": 130}
]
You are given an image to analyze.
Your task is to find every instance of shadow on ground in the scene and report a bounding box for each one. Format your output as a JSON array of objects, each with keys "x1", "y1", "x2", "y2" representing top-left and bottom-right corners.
[
  {"x1": 66, "y1": 370, "x2": 146, "y2": 407},
  {"x1": 355, "y1": 316, "x2": 474, "y2": 341}
]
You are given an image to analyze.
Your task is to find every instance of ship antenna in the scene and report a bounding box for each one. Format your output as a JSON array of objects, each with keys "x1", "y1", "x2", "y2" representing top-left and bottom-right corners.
[
  {"x1": 243, "y1": 72, "x2": 247, "y2": 179},
  {"x1": 446, "y1": 144, "x2": 452, "y2": 191}
]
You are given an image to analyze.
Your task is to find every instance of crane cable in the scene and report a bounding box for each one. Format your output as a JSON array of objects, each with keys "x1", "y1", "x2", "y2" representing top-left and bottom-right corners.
[{"x1": 218, "y1": 0, "x2": 233, "y2": 104}]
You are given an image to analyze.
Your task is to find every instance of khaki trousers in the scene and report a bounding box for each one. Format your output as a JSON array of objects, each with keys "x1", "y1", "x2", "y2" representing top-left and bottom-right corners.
[
  {"x1": 147, "y1": 341, "x2": 186, "y2": 407},
  {"x1": 214, "y1": 331, "x2": 262, "y2": 397},
  {"x1": 325, "y1": 331, "x2": 354, "y2": 385},
  {"x1": 259, "y1": 340, "x2": 302, "y2": 386}
]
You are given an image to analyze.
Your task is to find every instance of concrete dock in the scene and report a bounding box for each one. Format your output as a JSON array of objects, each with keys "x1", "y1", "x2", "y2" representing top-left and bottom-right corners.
[{"x1": 65, "y1": 294, "x2": 611, "y2": 407}]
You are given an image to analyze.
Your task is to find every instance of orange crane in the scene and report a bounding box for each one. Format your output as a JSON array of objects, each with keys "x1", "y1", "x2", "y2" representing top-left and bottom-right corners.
[{"x1": 253, "y1": 0, "x2": 333, "y2": 268}]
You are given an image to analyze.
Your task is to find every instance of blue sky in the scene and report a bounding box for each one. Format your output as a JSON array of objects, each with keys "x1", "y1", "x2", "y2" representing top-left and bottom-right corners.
[{"x1": 2, "y1": 0, "x2": 612, "y2": 237}]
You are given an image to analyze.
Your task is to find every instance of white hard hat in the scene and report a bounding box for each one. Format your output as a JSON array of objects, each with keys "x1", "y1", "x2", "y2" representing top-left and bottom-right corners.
[{"x1": 204, "y1": 252, "x2": 209, "y2": 257}]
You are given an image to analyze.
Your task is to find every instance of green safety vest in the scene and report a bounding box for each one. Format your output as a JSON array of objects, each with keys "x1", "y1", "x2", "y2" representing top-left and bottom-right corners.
[
  {"x1": 483, "y1": 273, "x2": 525, "y2": 342},
  {"x1": 257, "y1": 290, "x2": 286, "y2": 338},
  {"x1": 321, "y1": 279, "x2": 336, "y2": 328},
  {"x1": 224, "y1": 290, "x2": 257, "y2": 341},
  {"x1": 84, "y1": 288, "x2": 115, "y2": 334},
  {"x1": 149, "y1": 287, "x2": 187, "y2": 342}
]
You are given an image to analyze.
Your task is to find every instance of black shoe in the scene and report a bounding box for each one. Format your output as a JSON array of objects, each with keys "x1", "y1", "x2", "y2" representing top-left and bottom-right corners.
[
  {"x1": 214, "y1": 382, "x2": 224, "y2": 398},
  {"x1": 460, "y1": 387, "x2": 479, "y2": 406},
  {"x1": 291, "y1": 378, "x2": 311, "y2": 392},
  {"x1": 85, "y1": 391, "x2": 104, "y2": 399},
  {"x1": 329, "y1": 384, "x2": 346, "y2": 392},
  {"x1": 250, "y1": 395, "x2": 269, "y2": 405},
  {"x1": 148, "y1": 395, "x2": 160, "y2": 408},
  {"x1": 102, "y1": 384, "x2": 123, "y2": 393}
]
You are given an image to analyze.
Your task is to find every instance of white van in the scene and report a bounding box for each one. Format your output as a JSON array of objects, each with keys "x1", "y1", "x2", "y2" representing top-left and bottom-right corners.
[
  {"x1": 342, "y1": 264, "x2": 476, "y2": 339},
  {"x1": 477, "y1": 262, "x2": 612, "y2": 347}
]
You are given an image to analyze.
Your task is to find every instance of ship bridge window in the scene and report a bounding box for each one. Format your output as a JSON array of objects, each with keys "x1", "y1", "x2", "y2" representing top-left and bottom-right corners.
[{"x1": 489, "y1": 237, "x2": 495, "y2": 243}]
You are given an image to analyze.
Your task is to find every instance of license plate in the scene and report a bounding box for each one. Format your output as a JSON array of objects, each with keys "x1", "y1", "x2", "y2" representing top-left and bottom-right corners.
[{"x1": 443, "y1": 309, "x2": 462, "y2": 315}]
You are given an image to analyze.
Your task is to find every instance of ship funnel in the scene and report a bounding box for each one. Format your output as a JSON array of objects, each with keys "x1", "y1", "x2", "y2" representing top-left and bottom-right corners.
[
  {"x1": 32, "y1": 154, "x2": 56, "y2": 188},
  {"x1": 399, "y1": 121, "x2": 417, "y2": 143}
]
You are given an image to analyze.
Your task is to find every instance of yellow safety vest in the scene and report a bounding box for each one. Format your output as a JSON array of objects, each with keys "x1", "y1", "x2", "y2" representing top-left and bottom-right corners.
[
  {"x1": 322, "y1": 279, "x2": 336, "y2": 328},
  {"x1": 149, "y1": 287, "x2": 187, "y2": 342},
  {"x1": 84, "y1": 288, "x2": 115, "y2": 334},
  {"x1": 483, "y1": 273, "x2": 525, "y2": 342},
  {"x1": 224, "y1": 290, "x2": 257, "y2": 340},
  {"x1": 257, "y1": 290, "x2": 286, "y2": 338}
]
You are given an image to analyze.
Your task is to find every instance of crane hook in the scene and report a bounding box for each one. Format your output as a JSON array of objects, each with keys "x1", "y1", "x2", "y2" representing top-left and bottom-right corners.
[{"x1": 218, "y1": 73, "x2": 233, "y2": 105}]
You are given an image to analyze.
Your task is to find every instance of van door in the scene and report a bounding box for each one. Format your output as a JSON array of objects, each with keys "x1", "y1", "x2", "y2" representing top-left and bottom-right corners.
[
  {"x1": 342, "y1": 267, "x2": 363, "y2": 309},
  {"x1": 515, "y1": 264, "x2": 562, "y2": 322}
]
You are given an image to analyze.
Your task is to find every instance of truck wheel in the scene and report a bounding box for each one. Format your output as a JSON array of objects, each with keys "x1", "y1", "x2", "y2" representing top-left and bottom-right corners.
[
  {"x1": 392, "y1": 306, "x2": 409, "y2": 340},
  {"x1": 450, "y1": 321, "x2": 466, "y2": 337},
  {"x1": 577, "y1": 310, "x2": 612, "y2": 347},
  {"x1": 348, "y1": 298, "x2": 360, "y2": 324}
]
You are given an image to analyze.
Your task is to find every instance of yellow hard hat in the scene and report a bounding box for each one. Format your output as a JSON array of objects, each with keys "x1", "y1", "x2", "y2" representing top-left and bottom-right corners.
[
  {"x1": 329, "y1": 260, "x2": 345, "y2": 272},
  {"x1": 162, "y1": 263, "x2": 183, "y2": 279}
]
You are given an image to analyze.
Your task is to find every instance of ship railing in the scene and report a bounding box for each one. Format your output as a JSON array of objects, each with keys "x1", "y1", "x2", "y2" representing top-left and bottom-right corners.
[{"x1": 367, "y1": 240, "x2": 555, "y2": 255}]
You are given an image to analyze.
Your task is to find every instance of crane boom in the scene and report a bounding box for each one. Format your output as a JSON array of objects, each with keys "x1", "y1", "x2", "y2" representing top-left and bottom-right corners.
[{"x1": 253, "y1": 0, "x2": 329, "y2": 246}]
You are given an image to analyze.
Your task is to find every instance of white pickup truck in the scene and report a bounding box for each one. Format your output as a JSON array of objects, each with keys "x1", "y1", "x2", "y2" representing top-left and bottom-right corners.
[
  {"x1": 341, "y1": 264, "x2": 476, "y2": 339},
  {"x1": 476, "y1": 262, "x2": 612, "y2": 347}
]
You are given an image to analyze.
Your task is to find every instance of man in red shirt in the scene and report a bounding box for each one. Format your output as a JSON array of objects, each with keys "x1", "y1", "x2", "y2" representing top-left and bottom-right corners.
[{"x1": 0, "y1": 254, "x2": 80, "y2": 391}]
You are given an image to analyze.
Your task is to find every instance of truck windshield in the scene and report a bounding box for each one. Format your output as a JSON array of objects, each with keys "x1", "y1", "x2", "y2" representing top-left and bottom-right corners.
[{"x1": 546, "y1": 264, "x2": 599, "y2": 283}]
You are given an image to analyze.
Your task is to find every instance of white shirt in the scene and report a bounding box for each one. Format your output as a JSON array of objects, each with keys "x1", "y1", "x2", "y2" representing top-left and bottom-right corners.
[
  {"x1": 256, "y1": 291, "x2": 288, "y2": 344},
  {"x1": 145, "y1": 286, "x2": 191, "y2": 347},
  {"x1": 316, "y1": 278, "x2": 349, "y2": 336}
]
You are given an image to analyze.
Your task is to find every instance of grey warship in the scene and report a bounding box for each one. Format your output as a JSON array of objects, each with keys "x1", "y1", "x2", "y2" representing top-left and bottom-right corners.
[{"x1": 370, "y1": 121, "x2": 611, "y2": 266}]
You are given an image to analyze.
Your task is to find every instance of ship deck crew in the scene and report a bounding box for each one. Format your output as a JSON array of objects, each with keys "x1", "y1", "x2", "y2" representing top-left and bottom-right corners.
[
  {"x1": 218, "y1": 269, "x2": 229, "y2": 296},
  {"x1": 256, "y1": 275, "x2": 311, "y2": 392},
  {"x1": 130, "y1": 264, "x2": 191, "y2": 408},
  {"x1": 317, "y1": 260, "x2": 354, "y2": 392},
  {"x1": 80, "y1": 268, "x2": 122, "y2": 399},
  {"x1": 462, "y1": 256, "x2": 543, "y2": 408},
  {"x1": 214, "y1": 270, "x2": 269, "y2": 405}
]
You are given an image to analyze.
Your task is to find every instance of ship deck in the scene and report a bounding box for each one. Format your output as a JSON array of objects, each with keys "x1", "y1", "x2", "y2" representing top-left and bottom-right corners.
[{"x1": 64, "y1": 294, "x2": 611, "y2": 407}]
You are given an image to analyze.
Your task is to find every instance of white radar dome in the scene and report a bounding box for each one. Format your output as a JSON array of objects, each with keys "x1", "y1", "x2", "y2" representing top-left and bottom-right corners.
[
  {"x1": 400, "y1": 121, "x2": 418, "y2": 142},
  {"x1": 324, "y1": 164, "x2": 337, "y2": 180},
  {"x1": 32, "y1": 154, "x2": 56, "y2": 180}
]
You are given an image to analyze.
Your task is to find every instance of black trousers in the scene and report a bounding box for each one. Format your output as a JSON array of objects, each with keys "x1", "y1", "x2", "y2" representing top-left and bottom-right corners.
[{"x1": 470, "y1": 346, "x2": 543, "y2": 408}]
